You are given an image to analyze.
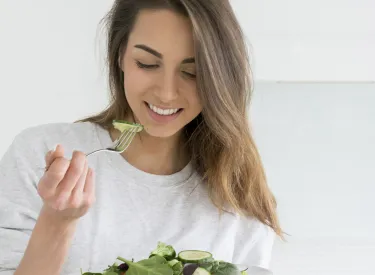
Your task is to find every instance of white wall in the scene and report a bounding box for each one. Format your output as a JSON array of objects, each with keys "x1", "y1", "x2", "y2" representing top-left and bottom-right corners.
[
  {"x1": 230, "y1": 0, "x2": 375, "y2": 82},
  {"x1": 0, "y1": 0, "x2": 111, "y2": 149},
  {"x1": 1, "y1": 1, "x2": 374, "y2": 275},
  {"x1": 251, "y1": 83, "x2": 375, "y2": 275}
]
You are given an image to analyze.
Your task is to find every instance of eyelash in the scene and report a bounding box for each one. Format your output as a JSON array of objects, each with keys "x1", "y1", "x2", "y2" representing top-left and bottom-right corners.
[
  {"x1": 136, "y1": 61, "x2": 196, "y2": 79},
  {"x1": 136, "y1": 61, "x2": 159, "y2": 69},
  {"x1": 183, "y1": 71, "x2": 196, "y2": 79}
]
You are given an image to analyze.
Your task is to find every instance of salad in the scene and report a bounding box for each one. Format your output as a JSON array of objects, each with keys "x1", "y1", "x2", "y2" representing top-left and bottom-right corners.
[
  {"x1": 112, "y1": 120, "x2": 143, "y2": 133},
  {"x1": 81, "y1": 242, "x2": 249, "y2": 275}
]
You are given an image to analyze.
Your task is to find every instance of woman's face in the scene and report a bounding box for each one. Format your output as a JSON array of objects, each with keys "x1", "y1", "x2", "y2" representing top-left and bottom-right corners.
[{"x1": 121, "y1": 9, "x2": 202, "y2": 138}]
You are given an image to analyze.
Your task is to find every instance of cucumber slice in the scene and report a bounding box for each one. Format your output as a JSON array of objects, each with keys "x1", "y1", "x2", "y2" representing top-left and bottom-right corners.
[
  {"x1": 168, "y1": 259, "x2": 180, "y2": 267},
  {"x1": 192, "y1": 267, "x2": 211, "y2": 275},
  {"x1": 112, "y1": 120, "x2": 143, "y2": 133},
  {"x1": 178, "y1": 250, "x2": 212, "y2": 263}
]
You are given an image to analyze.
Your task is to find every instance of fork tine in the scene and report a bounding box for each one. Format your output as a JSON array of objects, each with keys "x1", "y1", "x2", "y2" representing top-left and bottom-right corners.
[
  {"x1": 113, "y1": 128, "x2": 131, "y2": 147},
  {"x1": 116, "y1": 128, "x2": 137, "y2": 151},
  {"x1": 123, "y1": 130, "x2": 137, "y2": 150},
  {"x1": 114, "y1": 129, "x2": 132, "y2": 147},
  {"x1": 116, "y1": 132, "x2": 134, "y2": 152}
]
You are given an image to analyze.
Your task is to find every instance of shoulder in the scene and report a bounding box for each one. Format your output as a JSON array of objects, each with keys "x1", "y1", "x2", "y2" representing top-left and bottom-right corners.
[
  {"x1": 15, "y1": 121, "x2": 98, "y2": 143},
  {"x1": 10, "y1": 121, "x2": 104, "y2": 160},
  {"x1": 237, "y1": 215, "x2": 275, "y2": 238}
]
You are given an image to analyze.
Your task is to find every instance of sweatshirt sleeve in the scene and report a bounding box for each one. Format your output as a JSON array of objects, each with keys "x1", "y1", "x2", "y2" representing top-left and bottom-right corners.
[
  {"x1": 232, "y1": 216, "x2": 276, "y2": 272},
  {"x1": 0, "y1": 130, "x2": 45, "y2": 274}
]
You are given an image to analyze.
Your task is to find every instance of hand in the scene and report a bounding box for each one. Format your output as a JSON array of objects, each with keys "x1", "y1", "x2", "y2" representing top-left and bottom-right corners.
[{"x1": 37, "y1": 145, "x2": 96, "y2": 221}]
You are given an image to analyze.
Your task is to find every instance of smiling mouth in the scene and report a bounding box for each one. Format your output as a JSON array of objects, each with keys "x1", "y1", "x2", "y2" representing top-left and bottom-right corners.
[{"x1": 145, "y1": 102, "x2": 183, "y2": 116}]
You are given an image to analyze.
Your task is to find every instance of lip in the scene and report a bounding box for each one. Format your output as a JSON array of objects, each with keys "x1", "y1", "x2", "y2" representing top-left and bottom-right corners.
[{"x1": 145, "y1": 102, "x2": 182, "y2": 123}]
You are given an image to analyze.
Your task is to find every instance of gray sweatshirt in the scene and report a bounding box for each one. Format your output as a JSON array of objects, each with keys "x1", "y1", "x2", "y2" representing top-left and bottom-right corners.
[{"x1": 0, "y1": 122, "x2": 275, "y2": 275}]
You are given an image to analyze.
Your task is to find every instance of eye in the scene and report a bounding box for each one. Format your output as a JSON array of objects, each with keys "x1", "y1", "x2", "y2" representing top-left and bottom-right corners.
[
  {"x1": 182, "y1": 71, "x2": 196, "y2": 79},
  {"x1": 136, "y1": 61, "x2": 159, "y2": 69}
]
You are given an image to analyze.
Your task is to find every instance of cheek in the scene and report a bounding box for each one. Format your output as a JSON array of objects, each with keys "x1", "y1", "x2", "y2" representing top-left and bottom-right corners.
[
  {"x1": 187, "y1": 88, "x2": 202, "y2": 113},
  {"x1": 123, "y1": 65, "x2": 152, "y2": 100}
]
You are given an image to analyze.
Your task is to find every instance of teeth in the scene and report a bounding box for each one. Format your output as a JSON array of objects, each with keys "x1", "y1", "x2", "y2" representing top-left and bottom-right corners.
[{"x1": 148, "y1": 103, "x2": 179, "y2": 116}]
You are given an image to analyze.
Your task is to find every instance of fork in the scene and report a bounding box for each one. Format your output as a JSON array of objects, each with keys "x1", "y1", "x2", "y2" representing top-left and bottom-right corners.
[
  {"x1": 43, "y1": 127, "x2": 138, "y2": 171},
  {"x1": 86, "y1": 127, "x2": 138, "y2": 156}
]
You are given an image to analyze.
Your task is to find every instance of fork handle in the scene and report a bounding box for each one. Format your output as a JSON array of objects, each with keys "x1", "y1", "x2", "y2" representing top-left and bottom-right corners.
[
  {"x1": 41, "y1": 149, "x2": 109, "y2": 171},
  {"x1": 86, "y1": 149, "x2": 107, "y2": 156}
]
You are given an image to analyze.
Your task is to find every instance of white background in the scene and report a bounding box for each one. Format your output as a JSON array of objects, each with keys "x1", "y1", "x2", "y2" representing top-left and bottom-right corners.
[{"x1": 0, "y1": 1, "x2": 374, "y2": 274}]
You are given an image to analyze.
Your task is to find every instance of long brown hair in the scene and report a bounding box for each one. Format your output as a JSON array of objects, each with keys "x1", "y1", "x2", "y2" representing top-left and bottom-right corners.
[{"x1": 79, "y1": 0, "x2": 282, "y2": 237}]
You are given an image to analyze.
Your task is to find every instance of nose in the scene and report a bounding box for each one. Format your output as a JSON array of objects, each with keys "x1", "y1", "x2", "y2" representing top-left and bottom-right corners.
[{"x1": 156, "y1": 71, "x2": 179, "y2": 103}]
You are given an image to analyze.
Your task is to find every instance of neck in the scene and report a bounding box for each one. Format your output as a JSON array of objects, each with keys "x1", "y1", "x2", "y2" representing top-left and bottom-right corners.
[{"x1": 109, "y1": 128, "x2": 189, "y2": 175}]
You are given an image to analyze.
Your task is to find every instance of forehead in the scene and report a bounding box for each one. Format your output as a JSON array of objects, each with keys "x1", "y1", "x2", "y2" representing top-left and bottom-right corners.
[{"x1": 127, "y1": 9, "x2": 195, "y2": 59}]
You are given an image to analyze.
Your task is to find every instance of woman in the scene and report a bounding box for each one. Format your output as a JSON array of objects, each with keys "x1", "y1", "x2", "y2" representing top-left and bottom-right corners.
[{"x1": 0, "y1": 0, "x2": 282, "y2": 274}]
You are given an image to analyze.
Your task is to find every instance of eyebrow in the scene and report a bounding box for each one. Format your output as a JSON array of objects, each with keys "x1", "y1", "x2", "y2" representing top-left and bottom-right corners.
[
  {"x1": 181, "y1": 57, "x2": 195, "y2": 64},
  {"x1": 134, "y1": 44, "x2": 195, "y2": 64},
  {"x1": 134, "y1": 44, "x2": 162, "y2": 58}
]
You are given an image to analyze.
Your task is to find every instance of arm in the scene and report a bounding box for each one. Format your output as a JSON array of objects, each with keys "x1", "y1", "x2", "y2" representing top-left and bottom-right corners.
[
  {"x1": 14, "y1": 208, "x2": 77, "y2": 275},
  {"x1": 0, "y1": 130, "x2": 94, "y2": 275},
  {"x1": 0, "y1": 132, "x2": 42, "y2": 274}
]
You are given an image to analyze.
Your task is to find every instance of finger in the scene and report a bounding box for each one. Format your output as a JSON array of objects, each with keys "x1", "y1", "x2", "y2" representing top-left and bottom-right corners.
[
  {"x1": 74, "y1": 158, "x2": 88, "y2": 194},
  {"x1": 45, "y1": 144, "x2": 65, "y2": 170},
  {"x1": 56, "y1": 151, "x2": 86, "y2": 198},
  {"x1": 51, "y1": 144, "x2": 65, "y2": 161},
  {"x1": 83, "y1": 168, "x2": 96, "y2": 205},
  {"x1": 44, "y1": 150, "x2": 53, "y2": 165},
  {"x1": 38, "y1": 157, "x2": 70, "y2": 199},
  {"x1": 70, "y1": 159, "x2": 88, "y2": 207}
]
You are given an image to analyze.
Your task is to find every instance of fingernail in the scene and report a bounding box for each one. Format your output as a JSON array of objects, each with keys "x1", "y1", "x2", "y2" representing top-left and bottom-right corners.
[{"x1": 50, "y1": 144, "x2": 58, "y2": 152}]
